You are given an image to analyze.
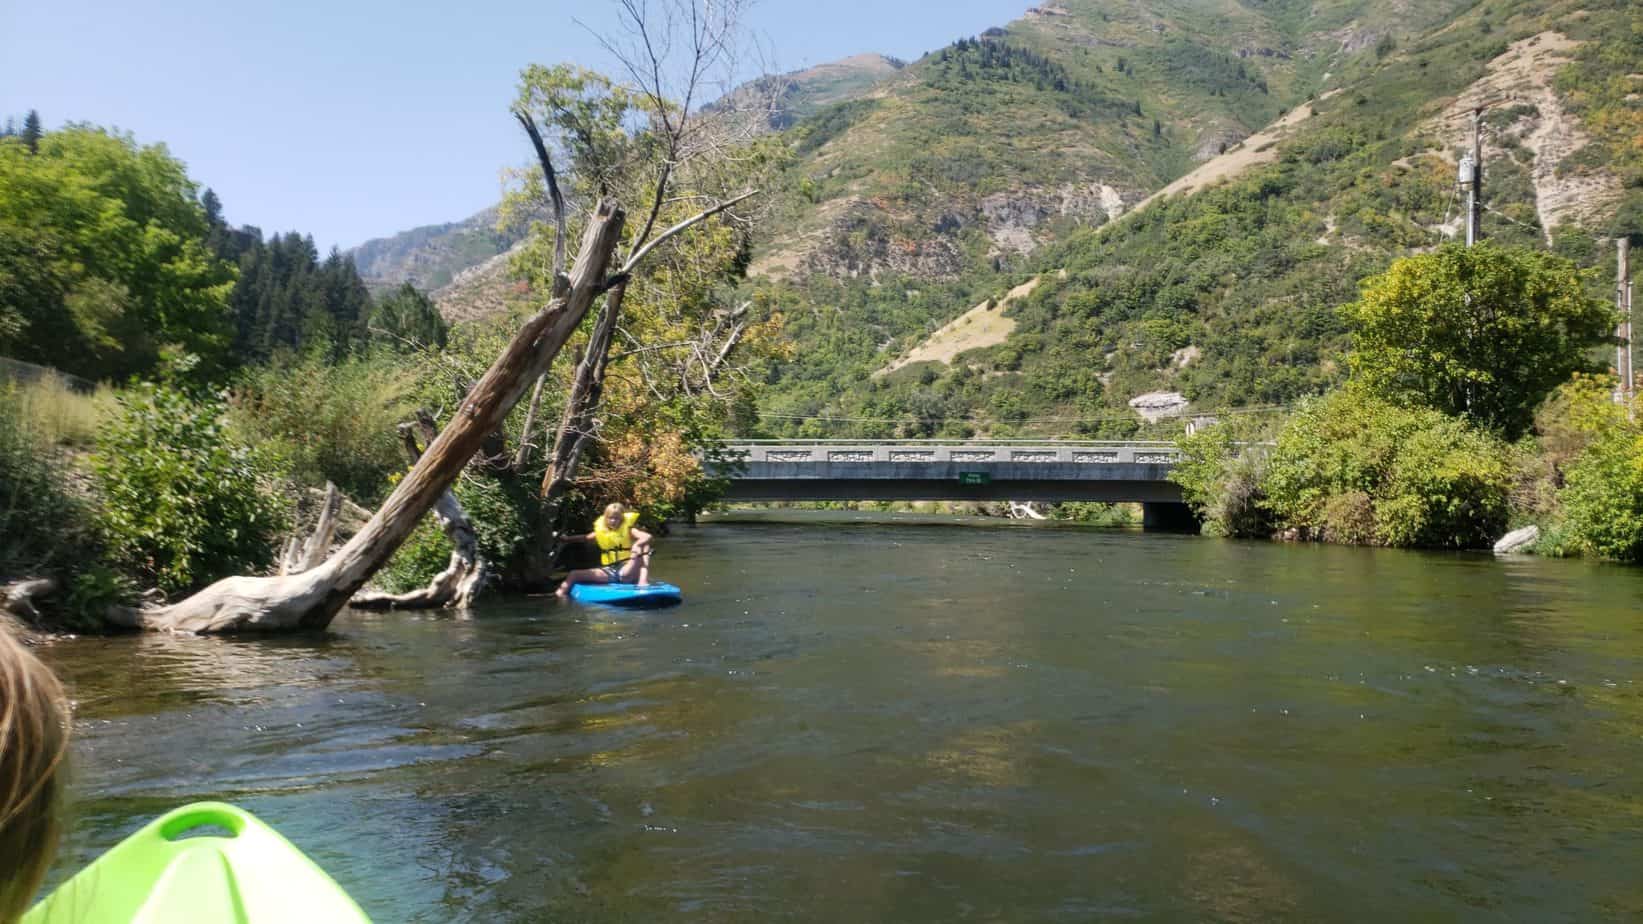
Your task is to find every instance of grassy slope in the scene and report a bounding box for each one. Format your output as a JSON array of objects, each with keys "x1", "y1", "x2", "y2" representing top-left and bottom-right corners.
[{"x1": 751, "y1": 0, "x2": 1641, "y2": 440}]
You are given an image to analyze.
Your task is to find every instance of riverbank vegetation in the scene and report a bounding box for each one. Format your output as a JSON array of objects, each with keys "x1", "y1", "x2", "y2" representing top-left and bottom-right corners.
[
  {"x1": 1173, "y1": 242, "x2": 1642, "y2": 557},
  {"x1": 0, "y1": 2, "x2": 782, "y2": 631}
]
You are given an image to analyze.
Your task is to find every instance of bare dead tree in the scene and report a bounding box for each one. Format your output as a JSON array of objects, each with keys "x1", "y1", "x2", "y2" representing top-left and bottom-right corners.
[
  {"x1": 511, "y1": 108, "x2": 573, "y2": 471},
  {"x1": 529, "y1": 0, "x2": 766, "y2": 536},
  {"x1": 278, "y1": 483, "x2": 342, "y2": 576}
]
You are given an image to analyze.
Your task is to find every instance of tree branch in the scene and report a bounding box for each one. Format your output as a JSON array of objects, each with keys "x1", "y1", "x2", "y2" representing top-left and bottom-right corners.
[
  {"x1": 617, "y1": 189, "x2": 758, "y2": 276},
  {"x1": 513, "y1": 109, "x2": 570, "y2": 291}
]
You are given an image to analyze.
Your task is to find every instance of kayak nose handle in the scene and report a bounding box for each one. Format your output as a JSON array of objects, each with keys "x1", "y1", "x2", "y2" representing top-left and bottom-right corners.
[{"x1": 158, "y1": 803, "x2": 248, "y2": 842}]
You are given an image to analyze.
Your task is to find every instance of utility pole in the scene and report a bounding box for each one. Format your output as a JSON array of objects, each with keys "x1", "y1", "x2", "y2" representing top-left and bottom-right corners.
[
  {"x1": 1620, "y1": 238, "x2": 1634, "y2": 411},
  {"x1": 1462, "y1": 107, "x2": 1484, "y2": 247}
]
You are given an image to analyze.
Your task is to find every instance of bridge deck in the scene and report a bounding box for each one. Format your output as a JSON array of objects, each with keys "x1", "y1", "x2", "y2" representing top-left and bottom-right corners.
[{"x1": 705, "y1": 441, "x2": 1185, "y2": 504}]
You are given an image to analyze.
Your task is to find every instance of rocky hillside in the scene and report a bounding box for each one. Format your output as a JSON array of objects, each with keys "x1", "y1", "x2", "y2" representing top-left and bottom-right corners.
[
  {"x1": 353, "y1": 0, "x2": 1640, "y2": 436},
  {"x1": 750, "y1": 0, "x2": 1484, "y2": 282},
  {"x1": 709, "y1": 53, "x2": 905, "y2": 132},
  {"x1": 348, "y1": 205, "x2": 525, "y2": 295},
  {"x1": 751, "y1": 0, "x2": 1642, "y2": 438}
]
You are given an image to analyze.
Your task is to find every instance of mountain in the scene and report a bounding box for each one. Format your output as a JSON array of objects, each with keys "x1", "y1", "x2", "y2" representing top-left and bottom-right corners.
[
  {"x1": 348, "y1": 206, "x2": 524, "y2": 295},
  {"x1": 748, "y1": 0, "x2": 1640, "y2": 437},
  {"x1": 347, "y1": 52, "x2": 904, "y2": 316},
  {"x1": 751, "y1": 0, "x2": 1502, "y2": 282},
  {"x1": 354, "y1": 0, "x2": 1641, "y2": 436},
  {"x1": 709, "y1": 53, "x2": 905, "y2": 132}
]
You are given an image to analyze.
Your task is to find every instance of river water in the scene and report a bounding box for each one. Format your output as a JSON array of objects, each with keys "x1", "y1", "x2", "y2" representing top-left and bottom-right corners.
[{"x1": 39, "y1": 512, "x2": 1643, "y2": 921}]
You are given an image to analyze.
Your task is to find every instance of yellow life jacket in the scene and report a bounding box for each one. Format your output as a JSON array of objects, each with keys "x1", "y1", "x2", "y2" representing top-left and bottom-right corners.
[{"x1": 593, "y1": 510, "x2": 640, "y2": 566}]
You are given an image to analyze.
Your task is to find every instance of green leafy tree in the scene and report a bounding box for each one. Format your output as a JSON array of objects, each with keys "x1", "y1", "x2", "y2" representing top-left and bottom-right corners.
[
  {"x1": 93, "y1": 381, "x2": 287, "y2": 594},
  {"x1": 1171, "y1": 414, "x2": 1277, "y2": 537},
  {"x1": 0, "y1": 126, "x2": 235, "y2": 380},
  {"x1": 1342, "y1": 243, "x2": 1614, "y2": 439}
]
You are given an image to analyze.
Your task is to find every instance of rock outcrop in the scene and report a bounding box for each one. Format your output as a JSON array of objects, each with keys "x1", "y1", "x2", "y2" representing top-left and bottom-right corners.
[
  {"x1": 1493, "y1": 525, "x2": 1541, "y2": 555},
  {"x1": 1129, "y1": 391, "x2": 1190, "y2": 422}
]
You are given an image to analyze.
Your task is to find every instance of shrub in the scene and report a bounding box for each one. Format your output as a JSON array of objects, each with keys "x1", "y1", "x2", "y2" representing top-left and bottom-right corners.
[
  {"x1": 1261, "y1": 388, "x2": 1512, "y2": 548},
  {"x1": 374, "y1": 472, "x2": 534, "y2": 592},
  {"x1": 1172, "y1": 416, "x2": 1276, "y2": 538},
  {"x1": 229, "y1": 350, "x2": 417, "y2": 504},
  {"x1": 375, "y1": 517, "x2": 454, "y2": 593},
  {"x1": 92, "y1": 383, "x2": 287, "y2": 594},
  {"x1": 1052, "y1": 502, "x2": 1138, "y2": 527},
  {"x1": 1560, "y1": 428, "x2": 1643, "y2": 562}
]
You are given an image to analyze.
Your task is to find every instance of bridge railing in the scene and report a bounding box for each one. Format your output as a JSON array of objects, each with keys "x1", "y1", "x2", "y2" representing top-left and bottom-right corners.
[{"x1": 707, "y1": 440, "x2": 1181, "y2": 465}]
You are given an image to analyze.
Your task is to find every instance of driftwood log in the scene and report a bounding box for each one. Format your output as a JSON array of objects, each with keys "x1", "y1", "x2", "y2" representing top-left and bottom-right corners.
[
  {"x1": 279, "y1": 483, "x2": 343, "y2": 575},
  {"x1": 128, "y1": 201, "x2": 626, "y2": 633},
  {"x1": 0, "y1": 579, "x2": 56, "y2": 624}
]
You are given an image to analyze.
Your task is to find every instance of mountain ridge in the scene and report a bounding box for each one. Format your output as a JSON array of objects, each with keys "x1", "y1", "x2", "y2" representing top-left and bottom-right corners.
[{"x1": 347, "y1": 0, "x2": 1640, "y2": 436}]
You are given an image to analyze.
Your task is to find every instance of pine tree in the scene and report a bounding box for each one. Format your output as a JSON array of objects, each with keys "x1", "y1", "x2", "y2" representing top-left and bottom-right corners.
[
  {"x1": 201, "y1": 188, "x2": 224, "y2": 229},
  {"x1": 21, "y1": 110, "x2": 42, "y2": 154}
]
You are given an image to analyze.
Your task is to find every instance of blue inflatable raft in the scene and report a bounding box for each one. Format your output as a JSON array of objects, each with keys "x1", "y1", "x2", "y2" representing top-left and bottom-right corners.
[{"x1": 569, "y1": 580, "x2": 683, "y2": 608}]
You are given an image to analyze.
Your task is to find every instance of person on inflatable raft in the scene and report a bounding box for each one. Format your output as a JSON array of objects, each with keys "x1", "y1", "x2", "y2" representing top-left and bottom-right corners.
[{"x1": 555, "y1": 502, "x2": 655, "y2": 598}]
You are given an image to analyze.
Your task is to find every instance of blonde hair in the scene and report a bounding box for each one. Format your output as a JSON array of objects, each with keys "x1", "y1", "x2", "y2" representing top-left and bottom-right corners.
[
  {"x1": 604, "y1": 503, "x2": 626, "y2": 517},
  {"x1": 0, "y1": 625, "x2": 69, "y2": 921}
]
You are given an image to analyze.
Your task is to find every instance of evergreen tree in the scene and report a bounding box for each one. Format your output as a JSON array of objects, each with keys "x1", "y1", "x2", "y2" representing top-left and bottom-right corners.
[
  {"x1": 201, "y1": 188, "x2": 224, "y2": 229},
  {"x1": 204, "y1": 208, "x2": 377, "y2": 364},
  {"x1": 369, "y1": 283, "x2": 447, "y2": 351},
  {"x1": 20, "y1": 111, "x2": 41, "y2": 154}
]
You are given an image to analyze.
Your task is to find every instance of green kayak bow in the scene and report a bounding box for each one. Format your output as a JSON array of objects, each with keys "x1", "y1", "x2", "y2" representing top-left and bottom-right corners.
[{"x1": 25, "y1": 802, "x2": 369, "y2": 923}]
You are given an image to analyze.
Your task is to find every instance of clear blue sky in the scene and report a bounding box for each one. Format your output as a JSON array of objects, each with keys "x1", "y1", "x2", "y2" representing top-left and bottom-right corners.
[{"x1": 1, "y1": 0, "x2": 1028, "y2": 251}]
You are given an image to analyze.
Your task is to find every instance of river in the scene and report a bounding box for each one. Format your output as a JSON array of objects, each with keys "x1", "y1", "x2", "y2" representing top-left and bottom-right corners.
[{"x1": 39, "y1": 512, "x2": 1643, "y2": 920}]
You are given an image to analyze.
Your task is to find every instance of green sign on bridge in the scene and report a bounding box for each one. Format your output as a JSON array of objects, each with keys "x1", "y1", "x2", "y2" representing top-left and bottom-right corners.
[{"x1": 958, "y1": 472, "x2": 991, "y2": 486}]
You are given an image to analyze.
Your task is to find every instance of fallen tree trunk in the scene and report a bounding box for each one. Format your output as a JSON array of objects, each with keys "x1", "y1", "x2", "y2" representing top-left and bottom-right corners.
[
  {"x1": 131, "y1": 201, "x2": 626, "y2": 634},
  {"x1": 350, "y1": 414, "x2": 485, "y2": 610}
]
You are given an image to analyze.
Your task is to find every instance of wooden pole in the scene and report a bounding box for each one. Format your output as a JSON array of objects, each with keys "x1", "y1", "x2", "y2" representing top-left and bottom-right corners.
[
  {"x1": 1621, "y1": 238, "x2": 1633, "y2": 412},
  {"x1": 1466, "y1": 107, "x2": 1483, "y2": 247}
]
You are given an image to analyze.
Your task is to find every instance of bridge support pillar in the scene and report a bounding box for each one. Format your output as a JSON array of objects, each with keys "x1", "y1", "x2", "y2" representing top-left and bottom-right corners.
[{"x1": 1142, "y1": 502, "x2": 1199, "y2": 533}]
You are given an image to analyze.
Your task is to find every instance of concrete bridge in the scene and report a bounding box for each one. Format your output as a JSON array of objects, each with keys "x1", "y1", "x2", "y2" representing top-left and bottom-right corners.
[{"x1": 703, "y1": 440, "x2": 1196, "y2": 528}]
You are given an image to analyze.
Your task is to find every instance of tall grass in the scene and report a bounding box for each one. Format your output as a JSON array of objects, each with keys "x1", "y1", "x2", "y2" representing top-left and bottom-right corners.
[
  {"x1": 0, "y1": 385, "x2": 94, "y2": 584},
  {"x1": 228, "y1": 350, "x2": 421, "y2": 504},
  {"x1": 4, "y1": 376, "x2": 111, "y2": 449}
]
